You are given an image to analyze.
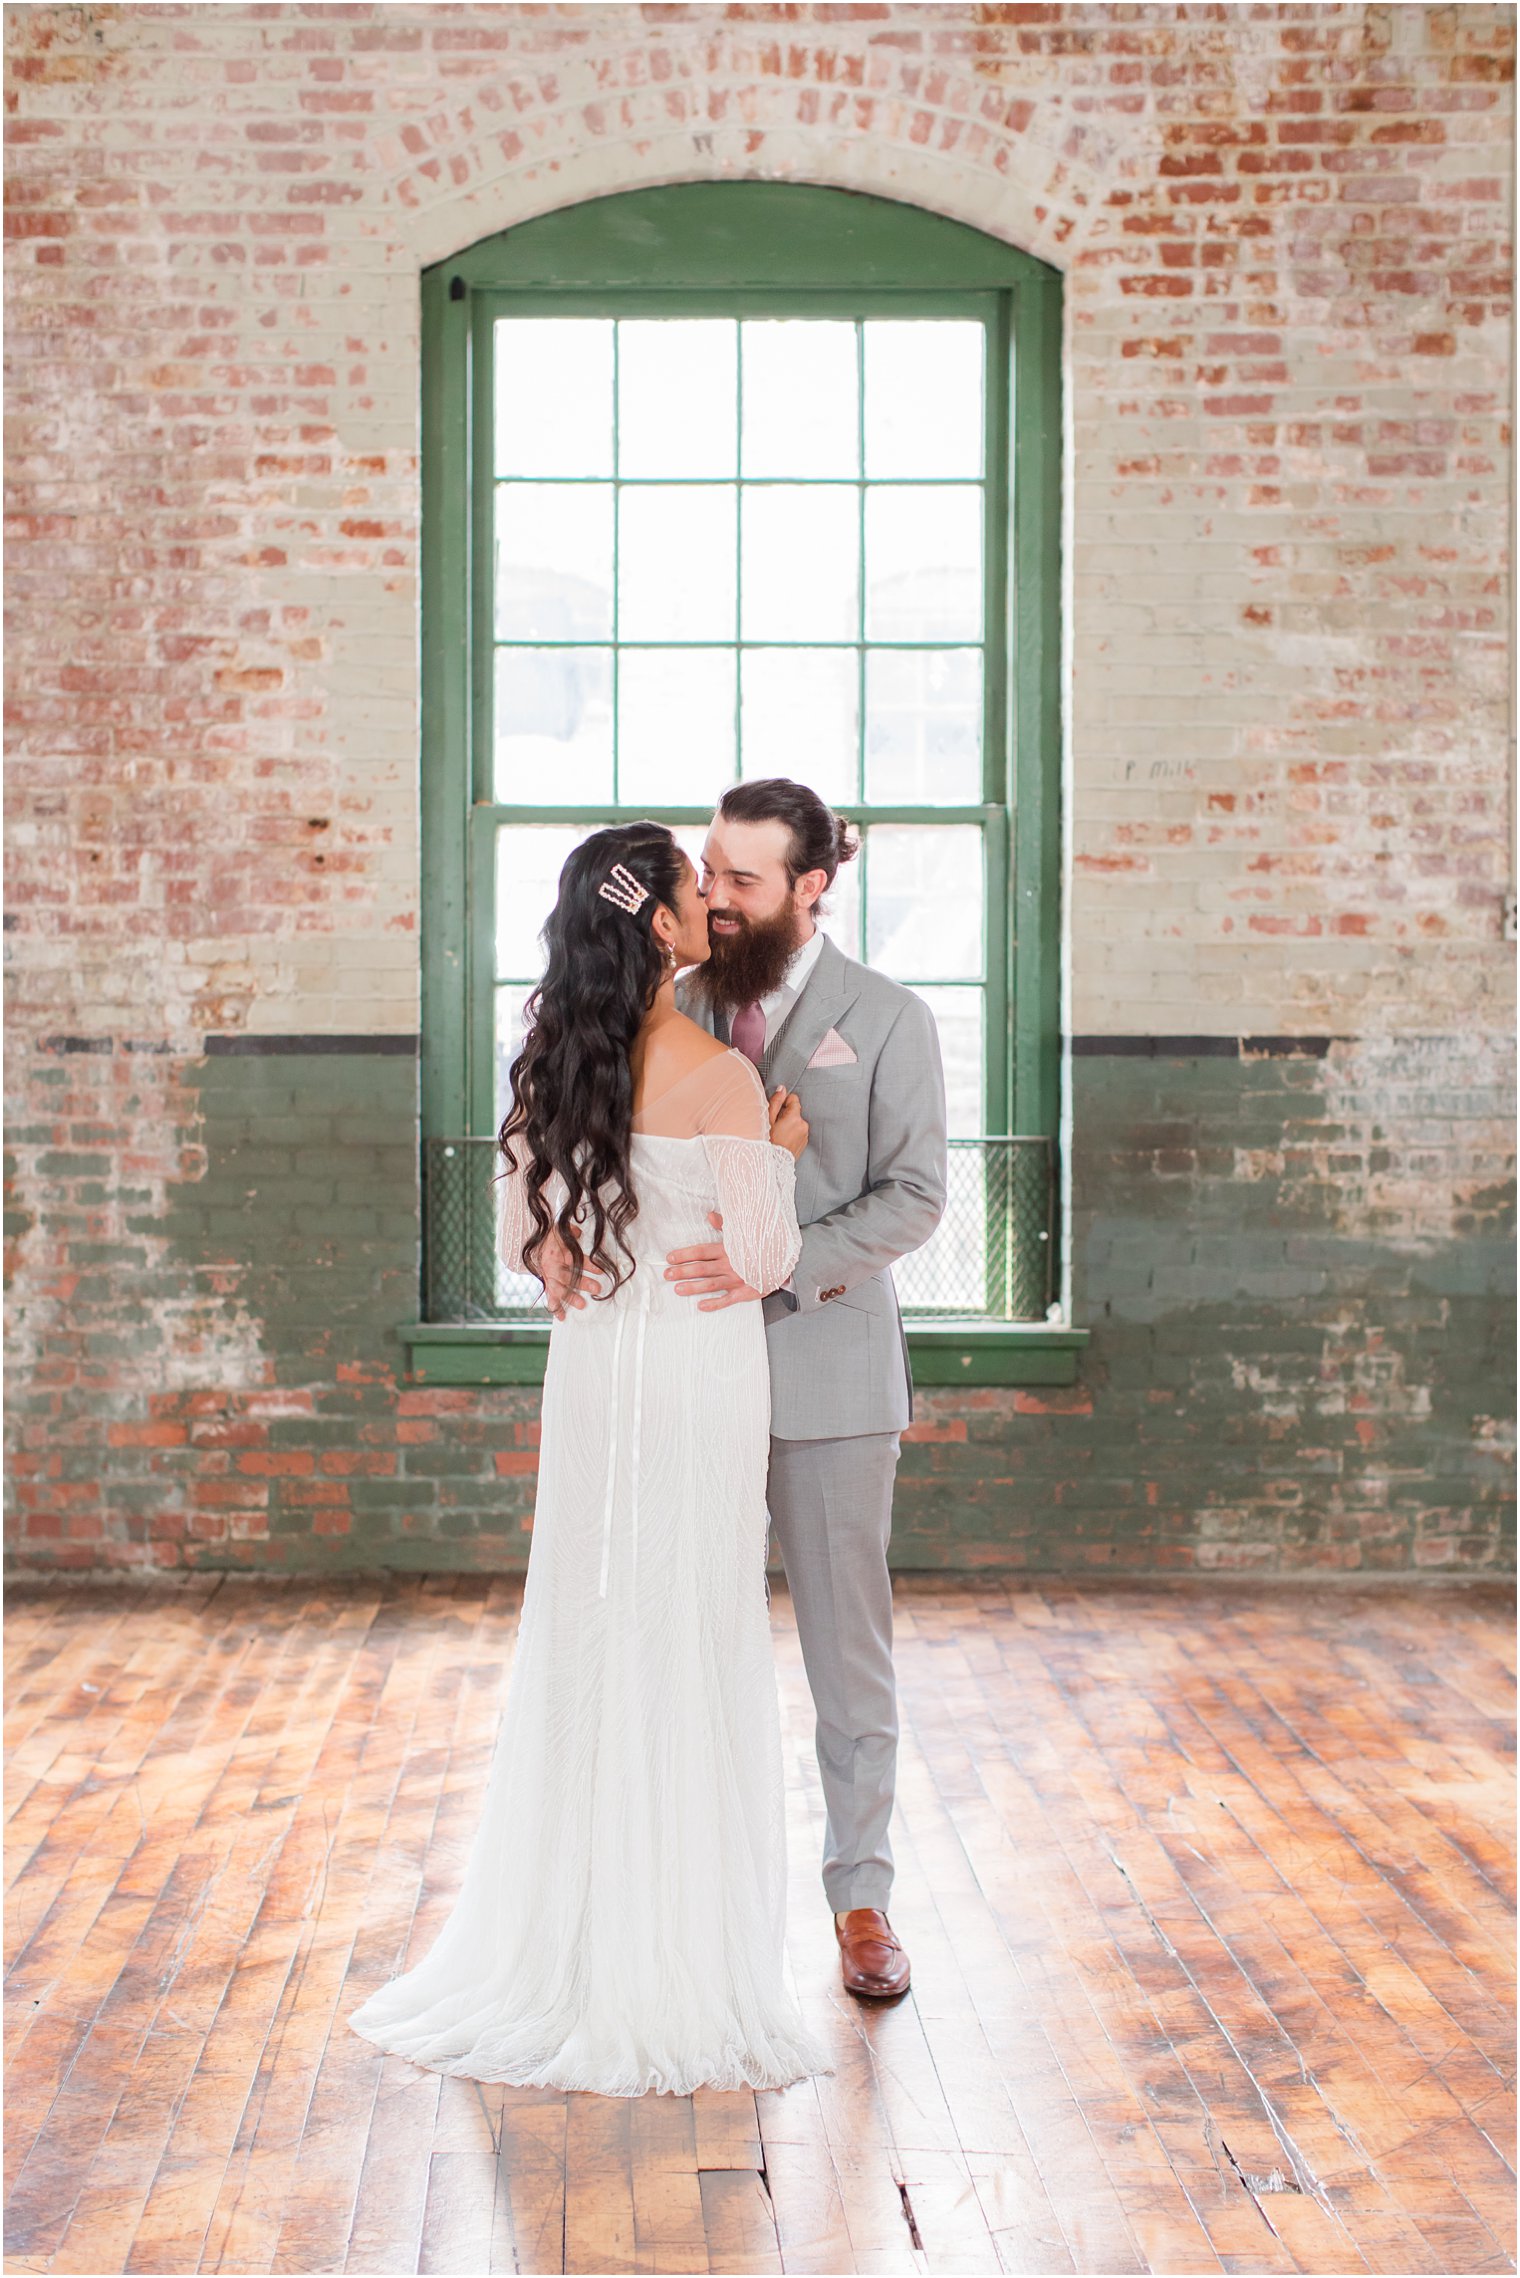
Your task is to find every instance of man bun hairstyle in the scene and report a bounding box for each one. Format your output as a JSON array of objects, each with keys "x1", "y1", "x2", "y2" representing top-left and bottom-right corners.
[{"x1": 717, "y1": 777, "x2": 859, "y2": 906}]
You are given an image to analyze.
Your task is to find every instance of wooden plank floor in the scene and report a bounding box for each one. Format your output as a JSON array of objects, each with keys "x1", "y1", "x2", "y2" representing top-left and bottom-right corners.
[{"x1": 4, "y1": 1574, "x2": 1514, "y2": 2277}]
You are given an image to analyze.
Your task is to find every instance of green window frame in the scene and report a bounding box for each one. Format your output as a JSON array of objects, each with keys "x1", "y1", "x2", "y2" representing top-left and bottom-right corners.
[{"x1": 404, "y1": 184, "x2": 1085, "y2": 1387}]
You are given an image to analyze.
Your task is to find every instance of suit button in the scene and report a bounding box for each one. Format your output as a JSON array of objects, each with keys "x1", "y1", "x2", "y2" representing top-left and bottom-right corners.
[{"x1": 822, "y1": 1285, "x2": 846, "y2": 1301}]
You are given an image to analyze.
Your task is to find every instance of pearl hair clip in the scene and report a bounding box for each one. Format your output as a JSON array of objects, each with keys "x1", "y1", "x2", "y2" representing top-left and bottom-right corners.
[{"x1": 597, "y1": 862, "x2": 649, "y2": 916}]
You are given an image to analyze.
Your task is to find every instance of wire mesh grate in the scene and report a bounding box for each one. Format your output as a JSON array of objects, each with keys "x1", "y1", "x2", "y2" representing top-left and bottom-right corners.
[
  {"x1": 894, "y1": 1138, "x2": 1053, "y2": 1318},
  {"x1": 423, "y1": 1134, "x2": 1053, "y2": 1325}
]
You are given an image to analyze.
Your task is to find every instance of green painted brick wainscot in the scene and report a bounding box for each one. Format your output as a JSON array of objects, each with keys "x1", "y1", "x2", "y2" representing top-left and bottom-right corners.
[{"x1": 135, "y1": 1028, "x2": 1507, "y2": 1576}]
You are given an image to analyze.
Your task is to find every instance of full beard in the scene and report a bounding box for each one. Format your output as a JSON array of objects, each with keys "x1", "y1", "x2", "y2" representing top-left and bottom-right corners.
[{"x1": 688, "y1": 905, "x2": 806, "y2": 1015}]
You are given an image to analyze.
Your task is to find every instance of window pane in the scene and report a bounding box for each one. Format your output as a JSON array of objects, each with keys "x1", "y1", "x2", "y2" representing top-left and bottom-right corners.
[
  {"x1": 863, "y1": 320, "x2": 983, "y2": 479},
  {"x1": 740, "y1": 649, "x2": 857, "y2": 802},
  {"x1": 494, "y1": 318, "x2": 613, "y2": 479},
  {"x1": 494, "y1": 648, "x2": 613, "y2": 804},
  {"x1": 619, "y1": 485, "x2": 736, "y2": 641},
  {"x1": 494, "y1": 983, "x2": 546, "y2": 1308},
  {"x1": 495, "y1": 980, "x2": 535, "y2": 1134},
  {"x1": 907, "y1": 985, "x2": 984, "y2": 1136},
  {"x1": 618, "y1": 319, "x2": 736, "y2": 479},
  {"x1": 864, "y1": 648, "x2": 982, "y2": 804},
  {"x1": 864, "y1": 487, "x2": 982, "y2": 643},
  {"x1": 494, "y1": 483, "x2": 613, "y2": 642},
  {"x1": 618, "y1": 648, "x2": 736, "y2": 807},
  {"x1": 866, "y1": 824, "x2": 983, "y2": 981},
  {"x1": 496, "y1": 981, "x2": 534, "y2": 1070},
  {"x1": 670, "y1": 823, "x2": 709, "y2": 878},
  {"x1": 741, "y1": 321, "x2": 858, "y2": 478},
  {"x1": 741, "y1": 486, "x2": 858, "y2": 643},
  {"x1": 817, "y1": 839, "x2": 862, "y2": 960},
  {"x1": 495, "y1": 824, "x2": 598, "y2": 979}
]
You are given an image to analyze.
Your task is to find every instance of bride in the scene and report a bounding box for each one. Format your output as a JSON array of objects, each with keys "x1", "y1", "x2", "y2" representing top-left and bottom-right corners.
[{"x1": 349, "y1": 820, "x2": 833, "y2": 2097}]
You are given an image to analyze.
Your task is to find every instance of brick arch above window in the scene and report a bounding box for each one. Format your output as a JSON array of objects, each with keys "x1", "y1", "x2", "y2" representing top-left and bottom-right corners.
[{"x1": 384, "y1": 19, "x2": 1125, "y2": 276}]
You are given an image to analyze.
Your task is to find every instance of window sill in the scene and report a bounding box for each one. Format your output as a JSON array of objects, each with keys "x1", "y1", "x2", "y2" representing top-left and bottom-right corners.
[
  {"x1": 904, "y1": 1321, "x2": 1088, "y2": 1385},
  {"x1": 396, "y1": 1320, "x2": 1089, "y2": 1388}
]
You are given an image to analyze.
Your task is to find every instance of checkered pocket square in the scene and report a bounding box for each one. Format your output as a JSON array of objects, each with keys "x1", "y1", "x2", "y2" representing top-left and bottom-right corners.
[{"x1": 805, "y1": 1027, "x2": 858, "y2": 1070}]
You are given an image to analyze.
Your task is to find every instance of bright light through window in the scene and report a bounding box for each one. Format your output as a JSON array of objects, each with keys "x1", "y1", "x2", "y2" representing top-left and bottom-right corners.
[{"x1": 489, "y1": 314, "x2": 991, "y2": 1164}]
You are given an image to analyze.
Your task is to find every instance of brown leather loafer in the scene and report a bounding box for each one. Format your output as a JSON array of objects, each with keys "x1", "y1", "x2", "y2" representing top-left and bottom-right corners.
[{"x1": 835, "y1": 1907, "x2": 911, "y2": 2000}]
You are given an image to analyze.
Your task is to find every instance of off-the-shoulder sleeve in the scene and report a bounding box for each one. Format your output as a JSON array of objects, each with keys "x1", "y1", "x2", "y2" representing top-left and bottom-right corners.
[
  {"x1": 496, "y1": 1140, "x2": 537, "y2": 1275},
  {"x1": 693, "y1": 1053, "x2": 802, "y2": 1296}
]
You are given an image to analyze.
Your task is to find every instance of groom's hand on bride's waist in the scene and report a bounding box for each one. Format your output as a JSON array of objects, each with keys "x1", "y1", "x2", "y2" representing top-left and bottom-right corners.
[{"x1": 665, "y1": 1211, "x2": 762, "y2": 1311}]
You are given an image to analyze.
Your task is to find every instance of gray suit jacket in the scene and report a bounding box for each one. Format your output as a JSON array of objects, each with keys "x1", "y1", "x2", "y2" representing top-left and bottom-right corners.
[{"x1": 678, "y1": 936, "x2": 949, "y2": 1439}]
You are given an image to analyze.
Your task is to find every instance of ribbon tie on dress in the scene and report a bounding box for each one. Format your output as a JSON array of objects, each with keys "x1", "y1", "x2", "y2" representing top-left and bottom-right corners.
[{"x1": 597, "y1": 1280, "x2": 651, "y2": 1601}]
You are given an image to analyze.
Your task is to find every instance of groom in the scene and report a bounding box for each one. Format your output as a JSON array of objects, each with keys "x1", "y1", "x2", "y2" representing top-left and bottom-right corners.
[{"x1": 668, "y1": 778, "x2": 948, "y2": 2002}]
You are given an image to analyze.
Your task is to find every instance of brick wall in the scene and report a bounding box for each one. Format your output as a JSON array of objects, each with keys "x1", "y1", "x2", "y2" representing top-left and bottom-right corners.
[{"x1": 6, "y1": 3, "x2": 1514, "y2": 1574}]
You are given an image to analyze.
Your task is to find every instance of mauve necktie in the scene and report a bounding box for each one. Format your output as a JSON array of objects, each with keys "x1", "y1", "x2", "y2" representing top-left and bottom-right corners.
[{"x1": 730, "y1": 1000, "x2": 765, "y2": 1067}]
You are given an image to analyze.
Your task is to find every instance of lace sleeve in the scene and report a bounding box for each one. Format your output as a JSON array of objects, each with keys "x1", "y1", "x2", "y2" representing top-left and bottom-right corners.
[
  {"x1": 698, "y1": 1136, "x2": 802, "y2": 1296},
  {"x1": 496, "y1": 1141, "x2": 537, "y2": 1275},
  {"x1": 687, "y1": 1049, "x2": 802, "y2": 1294}
]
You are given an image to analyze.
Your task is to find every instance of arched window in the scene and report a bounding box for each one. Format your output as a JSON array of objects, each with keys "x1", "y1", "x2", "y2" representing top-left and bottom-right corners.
[{"x1": 411, "y1": 183, "x2": 1080, "y2": 1386}]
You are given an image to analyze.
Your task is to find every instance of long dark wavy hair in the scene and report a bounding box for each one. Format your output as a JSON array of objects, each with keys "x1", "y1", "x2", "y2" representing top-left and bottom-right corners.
[{"x1": 497, "y1": 821, "x2": 685, "y2": 1302}]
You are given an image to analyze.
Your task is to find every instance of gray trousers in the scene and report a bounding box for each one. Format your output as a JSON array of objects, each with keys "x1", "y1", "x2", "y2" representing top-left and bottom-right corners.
[{"x1": 766, "y1": 1430, "x2": 902, "y2": 1914}]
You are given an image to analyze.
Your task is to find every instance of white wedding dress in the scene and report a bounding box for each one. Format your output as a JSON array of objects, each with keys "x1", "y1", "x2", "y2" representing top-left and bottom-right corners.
[{"x1": 349, "y1": 1049, "x2": 833, "y2": 2097}]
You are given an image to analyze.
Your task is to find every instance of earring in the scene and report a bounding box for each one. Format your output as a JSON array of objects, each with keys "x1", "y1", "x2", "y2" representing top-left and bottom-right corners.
[{"x1": 663, "y1": 941, "x2": 678, "y2": 975}]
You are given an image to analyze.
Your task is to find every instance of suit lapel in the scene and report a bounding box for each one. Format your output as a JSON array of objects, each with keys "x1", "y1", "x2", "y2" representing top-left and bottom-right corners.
[{"x1": 761, "y1": 935, "x2": 861, "y2": 1096}]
